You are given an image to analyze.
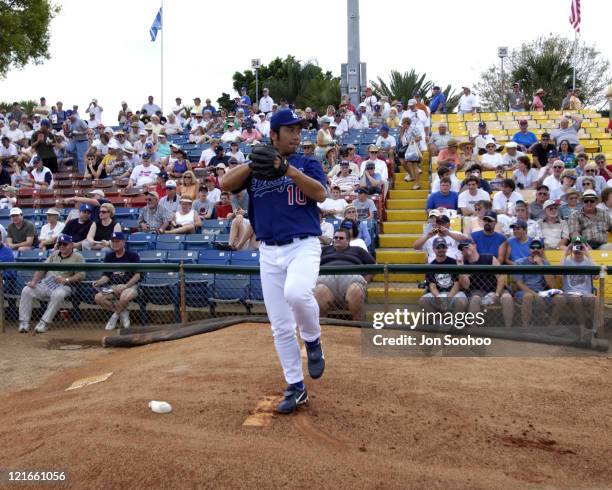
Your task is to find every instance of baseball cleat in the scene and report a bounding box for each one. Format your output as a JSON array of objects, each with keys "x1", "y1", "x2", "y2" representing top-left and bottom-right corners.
[
  {"x1": 276, "y1": 384, "x2": 308, "y2": 414},
  {"x1": 18, "y1": 322, "x2": 29, "y2": 333},
  {"x1": 105, "y1": 313, "x2": 119, "y2": 331},
  {"x1": 34, "y1": 321, "x2": 48, "y2": 333},
  {"x1": 306, "y1": 341, "x2": 325, "y2": 379}
]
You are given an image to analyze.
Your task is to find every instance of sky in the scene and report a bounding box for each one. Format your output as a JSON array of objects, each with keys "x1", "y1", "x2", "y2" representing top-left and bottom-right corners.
[{"x1": 1, "y1": 0, "x2": 611, "y2": 124}]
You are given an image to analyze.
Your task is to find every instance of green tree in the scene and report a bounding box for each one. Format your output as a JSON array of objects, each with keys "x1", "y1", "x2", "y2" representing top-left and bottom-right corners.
[
  {"x1": 0, "y1": 0, "x2": 60, "y2": 78},
  {"x1": 0, "y1": 99, "x2": 37, "y2": 115},
  {"x1": 230, "y1": 56, "x2": 340, "y2": 113},
  {"x1": 216, "y1": 93, "x2": 232, "y2": 112},
  {"x1": 475, "y1": 35, "x2": 611, "y2": 111},
  {"x1": 370, "y1": 70, "x2": 460, "y2": 112}
]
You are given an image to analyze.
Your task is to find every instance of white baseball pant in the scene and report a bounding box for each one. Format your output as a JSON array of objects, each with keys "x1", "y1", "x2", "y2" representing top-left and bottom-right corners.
[
  {"x1": 259, "y1": 237, "x2": 321, "y2": 385},
  {"x1": 19, "y1": 283, "x2": 72, "y2": 324}
]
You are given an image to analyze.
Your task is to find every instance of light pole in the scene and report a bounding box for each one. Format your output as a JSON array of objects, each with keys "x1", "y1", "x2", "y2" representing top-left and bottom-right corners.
[
  {"x1": 498, "y1": 46, "x2": 508, "y2": 111},
  {"x1": 251, "y1": 58, "x2": 261, "y2": 104}
]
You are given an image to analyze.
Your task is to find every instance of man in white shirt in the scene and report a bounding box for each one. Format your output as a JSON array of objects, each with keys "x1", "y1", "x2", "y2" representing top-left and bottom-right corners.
[
  {"x1": 0, "y1": 136, "x2": 18, "y2": 163},
  {"x1": 85, "y1": 99, "x2": 103, "y2": 124},
  {"x1": 363, "y1": 87, "x2": 378, "y2": 116},
  {"x1": 349, "y1": 110, "x2": 369, "y2": 130},
  {"x1": 458, "y1": 176, "x2": 490, "y2": 215},
  {"x1": 492, "y1": 179, "x2": 523, "y2": 216},
  {"x1": 501, "y1": 142, "x2": 525, "y2": 168},
  {"x1": 30, "y1": 156, "x2": 54, "y2": 190},
  {"x1": 205, "y1": 177, "x2": 221, "y2": 205},
  {"x1": 333, "y1": 112, "x2": 349, "y2": 137},
  {"x1": 141, "y1": 96, "x2": 162, "y2": 117},
  {"x1": 171, "y1": 97, "x2": 186, "y2": 126},
  {"x1": 259, "y1": 88, "x2": 274, "y2": 114},
  {"x1": 473, "y1": 122, "x2": 498, "y2": 154},
  {"x1": 5, "y1": 120, "x2": 25, "y2": 144},
  {"x1": 255, "y1": 113, "x2": 270, "y2": 137},
  {"x1": 413, "y1": 215, "x2": 466, "y2": 262},
  {"x1": 199, "y1": 139, "x2": 220, "y2": 166},
  {"x1": 221, "y1": 122, "x2": 241, "y2": 143},
  {"x1": 359, "y1": 145, "x2": 389, "y2": 183},
  {"x1": 457, "y1": 87, "x2": 479, "y2": 115},
  {"x1": 541, "y1": 161, "x2": 565, "y2": 199},
  {"x1": 318, "y1": 186, "x2": 348, "y2": 219},
  {"x1": 227, "y1": 141, "x2": 246, "y2": 164},
  {"x1": 128, "y1": 153, "x2": 160, "y2": 188},
  {"x1": 33, "y1": 97, "x2": 51, "y2": 117},
  {"x1": 403, "y1": 99, "x2": 430, "y2": 138},
  {"x1": 375, "y1": 125, "x2": 397, "y2": 160},
  {"x1": 164, "y1": 114, "x2": 182, "y2": 135}
]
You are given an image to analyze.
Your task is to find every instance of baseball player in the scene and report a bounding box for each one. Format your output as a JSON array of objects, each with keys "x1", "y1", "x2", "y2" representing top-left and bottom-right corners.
[{"x1": 221, "y1": 109, "x2": 327, "y2": 414}]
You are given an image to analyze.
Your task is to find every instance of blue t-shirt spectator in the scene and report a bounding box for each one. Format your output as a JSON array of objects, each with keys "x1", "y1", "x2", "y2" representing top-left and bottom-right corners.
[
  {"x1": 512, "y1": 131, "x2": 538, "y2": 149},
  {"x1": 471, "y1": 230, "x2": 506, "y2": 257},
  {"x1": 508, "y1": 237, "x2": 533, "y2": 262},
  {"x1": 0, "y1": 243, "x2": 15, "y2": 280},
  {"x1": 513, "y1": 256, "x2": 550, "y2": 292},
  {"x1": 429, "y1": 93, "x2": 446, "y2": 113},
  {"x1": 426, "y1": 191, "x2": 458, "y2": 211}
]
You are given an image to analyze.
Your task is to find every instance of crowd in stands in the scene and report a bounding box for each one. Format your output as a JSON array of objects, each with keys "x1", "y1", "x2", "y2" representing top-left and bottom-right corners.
[{"x1": 1, "y1": 80, "x2": 611, "y2": 331}]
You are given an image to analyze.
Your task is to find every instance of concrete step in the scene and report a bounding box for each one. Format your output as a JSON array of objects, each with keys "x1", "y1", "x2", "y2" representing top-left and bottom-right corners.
[
  {"x1": 388, "y1": 189, "x2": 430, "y2": 199},
  {"x1": 394, "y1": 179, "x2": 430, "y2": 190},
  {"x1": 368, "y1": 285, "x2": 422, "y2": 302},
  {"x1": 385, "y1": 210, "x2": 428, "y2": 221},
  {"x1": 379, "y1": 234, "x2": 420, "y2": 247},
  {"x1": 373, "y1": 273, "x2": 425, "y2": 282},
  {"x1": 376, "y1": 249, "x2": 426, "y2": 263},
  {"x1": 387, "y1": 199, "x2": 427, "y2": 210},
  {"x1": 382, "y1": 222, "x2": 425, "y2": 234}
]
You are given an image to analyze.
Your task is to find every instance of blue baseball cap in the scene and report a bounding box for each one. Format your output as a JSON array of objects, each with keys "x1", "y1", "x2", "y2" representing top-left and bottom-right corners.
[
  {"x1": 40, "y1": 119, "x2": 51, "y2": 127},
  {"x1": 478, "y1": 122, "x2": 487, "y2": 128},
  {"x1": 270, "y1": 109, "x2": 303, "y2": 132},
  {"x1": 57, "y1": 234, "x2": 72, "y2": 244},
  {"x1": 510, "y1": 219, "x2": 528, "y2": 229},
  {"x1": 32, "y1": 156, "x2": 41, "y2": 164},
  {"x1": 380, "y1": 125, "x2": 389, "y2": 132},
  {"x1": 65, "y1": 110, "x2": 74, "y2": 117},
  {"x1": 142, "y1": 152, "x2": 152, "y2": 159},
  {"x1": 547, "y1": 149, "x2": 558, "y2": 157},
  {"x1": 145, "y1": 142, "x2": 153, "y2": 149},
  {"x1": 79, "y1": 204, "x2": 92, "y2": 213},
  {"x1": 483, "y1": 211, "x2": 498, "y2": 221},
  {"x1": 111, "y1": 231, "x2": 126, "y2": 241}
]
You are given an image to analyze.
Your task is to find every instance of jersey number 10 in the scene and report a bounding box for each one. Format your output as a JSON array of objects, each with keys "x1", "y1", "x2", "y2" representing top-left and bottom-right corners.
[{"x1": 287, "y1": 185, "x2": 306, "y2": 206}]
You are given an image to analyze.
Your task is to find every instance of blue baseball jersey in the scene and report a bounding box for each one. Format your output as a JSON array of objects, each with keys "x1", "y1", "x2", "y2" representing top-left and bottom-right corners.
[{"x1": 244, "y1": 154, "x2": 327, "y2": 242}]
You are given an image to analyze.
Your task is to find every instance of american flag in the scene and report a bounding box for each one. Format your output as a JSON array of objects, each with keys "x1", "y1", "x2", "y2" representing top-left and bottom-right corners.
[{"x1": 569, "y1": 0, "x2": 581, "y2": 32}]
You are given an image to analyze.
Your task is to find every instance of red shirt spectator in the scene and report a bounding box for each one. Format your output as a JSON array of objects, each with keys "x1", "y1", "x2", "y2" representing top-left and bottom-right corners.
[{"x1": 214, "y1": 192, "x2": 233, "y2": 219}]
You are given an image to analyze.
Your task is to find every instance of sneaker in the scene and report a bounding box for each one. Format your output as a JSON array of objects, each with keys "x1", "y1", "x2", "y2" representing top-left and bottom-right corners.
[
  {"x1": 403, "y1": 175, "x2": 413, "y2": 182},
  {"x1": 305, "y1": 340, "x2": 325, "y2": 379},
  {"x1": 105, "y1": 313, "x2": 119, "y2": 331},
  {"x1": 18, "y1": 322, "x2": 29, "y2": 333},
  {"x1": 119, "y1": 310, "x2": 130, "y2": 329},
  {"x1": 34, "y1": 321, "x2": 48, "y2": 333},
  {"x1": 276, "y1": 384, "x2": 308, "y2": 414}
]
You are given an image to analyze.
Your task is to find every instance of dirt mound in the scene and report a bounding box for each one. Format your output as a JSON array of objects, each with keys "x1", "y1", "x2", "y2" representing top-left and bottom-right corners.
[{"x1": 1, "y1": 324, "x2": 611, "y2": 489}]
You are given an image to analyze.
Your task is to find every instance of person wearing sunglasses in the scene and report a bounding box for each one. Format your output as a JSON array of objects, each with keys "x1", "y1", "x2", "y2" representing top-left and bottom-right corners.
[
  {"x1": 505, "y1": 220, "x2": 535, "y2": 264},
  {"x1": 315, "y1": 228, "x2": 375, "y2": 322},
  {"x1": 597, "y1": 187, "x2": 612, "y2": 220},
  {"x1": 539, "y1": 160, "x2": 566, "y2": 200},
  {"x1": 528, "y1": 133, "x2": 556, "y2": 168},
  {"x1": 576, "y1": 163, "x2": 607, "y2": 195},
  {"x1": 512, "y1": 238, "x2": 557, "y2": 328},
  {"x1": 558, "y1": 189, "x2": 582, "y2": 221},
  {"x1": 568, "y1": 189, "x2": 612, "y2": 249}
]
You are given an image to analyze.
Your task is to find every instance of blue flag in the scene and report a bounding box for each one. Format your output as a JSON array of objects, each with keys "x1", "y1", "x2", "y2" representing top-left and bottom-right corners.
[{"x1": 150, "y1": 7, "x2": 162, "y2": 42}]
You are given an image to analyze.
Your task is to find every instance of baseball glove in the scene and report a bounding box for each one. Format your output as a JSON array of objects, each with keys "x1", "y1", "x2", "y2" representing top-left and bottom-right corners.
[{"x1": 249, "y1": 145, "x2": 289, "y2": 180}]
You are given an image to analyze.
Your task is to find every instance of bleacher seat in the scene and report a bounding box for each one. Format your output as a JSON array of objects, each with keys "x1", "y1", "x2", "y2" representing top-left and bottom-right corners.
[
  {"x1": 230, "y1": 250, "x2": 260, "y2": 266},
  {"x1": 127, "y1": 233, "x2": 156, "y2": 251},
  {"x1": 155, "y1": 234, "x2": 185, "y2": 250},
  {"x1": 184, "y1": 272, "x2": 214, "y2": 309},
  {"x1": 16, "y1": 249, "x2": 48, "y2": 262},
  {"x1": 201, "y1": 219, "x2": 231, "y2": 233},
  {"x1": 197, "y1": 250, "x2": 231, "y2": 265},
  {"x1": 184, "y1": 234, "x2": 215, "y2": 250},
  {"x1": 214, "y1": 234, "x2": 230, "y2": 248},
  {"x1": 121, "y1": 219, "x2": 140, "y2": 231},
  {"x1": 81, "y1": 250, "x2": 105, "y2": 262},
  {"x1": 138, "y1": 250, "x2": 168, "y2": 263},
  {"x1": 138, "y1": 272, "x2": 180, "y2": 323},
  {"x1": 210, "y1": 274, "x2": 250, "y2": 309},
  {"x1": 165, "y1": 250, "x2": 198, "y2": 264}
]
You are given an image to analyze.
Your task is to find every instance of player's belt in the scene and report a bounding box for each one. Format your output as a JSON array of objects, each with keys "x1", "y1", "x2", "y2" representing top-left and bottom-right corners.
[{"x1": 263, "y1": 236, "x2": 310, "y2": 247}]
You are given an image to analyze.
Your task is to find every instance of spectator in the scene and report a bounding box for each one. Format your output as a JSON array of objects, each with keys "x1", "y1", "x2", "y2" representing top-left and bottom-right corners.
[
  {"x1": 327, "y1": 153, "x2": 359, "y2": 178},
  {"x1": 259, "y1": 88, "x2": 274, "y2": 114},
  {"x1": 413, "y1": 214, "x2": 466, "y2": 262},
  {"x1": 480, "y1": 141, "x2": 504, "y2": 170},
  {"x1": 551, "y1": 115, "x2": 582, "y2": 149},
  {"x1": 432, "y1": 165, "x2": 461, "y2": 193},
  {"x1": 138, "y1": 191, "x2": 170, "y2": 233},
  {"x1": 178, "y1": 171, "x2": 198, "y2": 201},
  {"x1": 429, "y1": 85, "x2": 446, "y2": 114},
  {"x1": 17, "y1": 237, "x2": 83, "y2": 334},
  {"x1": 38, "y1": 208, "x2": 65, "y2": 250},
  {"x1": 595, "y1": 154, "x2": 612, "y2": 181},
  {"x1": 457, "y1": 239, "x2": 514, "y2": 328},
  {"x1": 539, "y1": 160, "x2": 565, "y2": 199},
  {"x1": 457, "y1": 86, "x2": 479, "y2": 115},
  {"x1": 513, "y1": 238, "x2": 557, "y2": 327},
  {"x1": 33, "y1": 96, "x2": 51, "y2": 117},
  {"x1": 256, "y1": 112, "x2": 270, "y2": 137},
  {"x1": 558, "y1": 139, "x2": 576, "y2": 168},
  {"x1": 165, "y1": 196, "x2": 201, "y2": 233},
  {"x1": 331, "y1": 160, "x2": 359, "y2": 194},
  {"x1": 530, "y1": 136, "x2": 558, "y2": 169},
  {"x1": 375, "y1": 125, "x2": 396, "y2": 161},
  {"x1": 529, "y1": 185, "x2": 550, "y2": 220},
  {"x1": 470, "y1": 211, "x2": 507, "y2": 260},
  {"x1": 569, "y1": 89, "x2": 582, "y2": 110},
  {"x1": 338, "y1": 218, "x2": 368, "y2": 251},
  {"x1": 507, "y1": 82, "x2": 526, "y2": 112},
  {"x1": 0, "y1": 136, "x2": 18, "y2": 167},
  {"x1": 419, "y1": 237, "x2": 467, "y2": 315},
  {"x1": 0, "y1": 185, "x2": 17, "y2": 210},
  {"x1": 426, "y1": 177, "x2": 459, "y2": 213},
  {"x1": 315, "y1": 118, "x2": 333, "y2": 161},
  {"x1": 505, "y1": 200, "x2": 542, "y2": 238},
  {"x1": 531, "y1": 88, "x2": 546, "y2": 111},
  {"x1": 7, "y1": 207, "x2": 38, "y2": 251},
  {"x1": 128, "y1": 153, "x2": 160, "y2": 188},
  {"x1": 228, "y1": 210, "x2": 258, "y2": 251},
  {"x1": 551, "y1": 237, "x2": 596, "y2": 329},
  {"x1": 319, "y1": 209, "x2": 334, "y2": 246},
  {"x1": 342, "y1": 206, "x2": 371, "y2": 245},
  {"x1": 403, "y1": 98, "x2": 430, "y2": 140},
  {"x1": 31, "y1": 119, "x2": 58, "y2": 173},
  {"x1": 221, "y1": 122, "x2": 241, "y2": 143},
  {"x1": 65, "y1": 189, "x2": 109, "y2": 222},
  {"x1": 199, "y1": 139, "x2": 220, "y2": 166},
  {"x1": 64, "y1": 110, "x2": 89, "y2": 173},
  {"x1": 576, "y1": 163, "x2": 606, "y2": 195},
  {"x1": 385, "y1": 107, "x2": 400, "y2": 128},
  {"x1": 559, "y1": 189, "x2": 582, "y2": 220},
  {"x1": 345, "y1": 144, "x2": 363, "y2": 168},
  {"x1": 213, "y1": 192, "x2": 233, "y2": 220},
  {"x1": 205, "y1": 177, "x2": 221, "y2": 204},
  {"x1": 597, "y1": 187, "x2": 612, "y2": 220},
  {"x1": 83, "y1": 203, "x2": 122, "y2": 252},
  {"x1": 492, "y1": 179, "x2": 523, "y2": 216},
  {"x1": 501, "y1": 142, "x2": 524, "y2": 168},
  {"x1": 437, "y1": 138, "x2": 461, "y2": 168},
  {"x1": 301, "y1": 140, "x2": 315, "y2": 158},
  {"x1": 458, "y1": 176, "x2": 490, "y2": 216},
  {"x1": 240, "y1": 122, "x2": 262, "y2": 143},
  {"x1": 315, "y1": 228, "x2": 375, "y2": 320},
  {"x1": 353, "y1": 188, "x2": 377, "y2": 221},
  {"x1": 302, "y1": 107, "x2": 319, "y2": 131},
  {"x1": 398, "y1": 117, "x2": 425, "y2": 187},
  {"x1": 539, "y1": 199, "x2": 570, "y2": 249},
  {"x1": 511, "y1": 120, "x2": 537, "y2": 151},
  {"x1": 359, "y1": 161, "x2": 384, "y2": 195},
  {"x1": 318, "y1": 186, "x2": 348, "y2": 219},
  {"x1": 193, "y1": 186, "x2": 214, "y2": 220},
  {"x1": 505, "y1": 220, "x2": 533, "y2": 264},
  {"x1": 93, "y1": 232, "x2": 141, "y2": 330},
  {"x1": 332, "y1": 112, "x2": 349, "y2": 137},
  {"x1": 429, "y1": 122, "x2": 451, "y2": 156},
  {"x1": 461, "y1": 164, "x2": 492, "y2": 194},
  {"x1": 349, "y1": 108, "x2": 369, "y2": 130},
  {"x1": 62, "y1": 204, "x2": 94, "y2": 249},
  {"x1": 164, "y1": 113, "x2": 182, "y2": 135},
  {"x1": 227, "y1": 141, "x2": 246, "y2": 164},
  {"x1": 141, "y1": 96, "x2": 161, "y2": 116},
  {"x1": 568, "y1": 189, "x2": 612, "y2": 249},
  {"x1": 513, "y1": 156, "x2": 538, "y2": 190},
  {"x1": 561, "y1": 89, "x2": 573, "y2": 110},
  {"x1": 473, "y1": 122, "x2": 498, "y2": 155}
]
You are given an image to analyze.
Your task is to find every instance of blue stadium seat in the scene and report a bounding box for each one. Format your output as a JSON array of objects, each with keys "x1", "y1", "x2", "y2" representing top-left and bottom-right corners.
[
  {"x1": 75, "y1": 270, "x2": 105, "y2": 306},
  {"x1": 214, "y1": 234, "x2": 230, "y2": 248},
  {"x1": 184, "y1": 234, "x2": 215, "y2": 250},
  {"x1": 16, "y1": 249, "x2": 48, "y2": 262},
  {"x1": 127, "y1": 233, "x2": 156, "y2": 251},
  {"x1": 230, "y1": 250, "x2": 260, "y2": 266},
  {"x1": 121, "y1": 219, "x2": 140, "y2": 231},
  {"x1": 184, "y1": 272, "x2": 214, "y2": 309},
  {"x1": 325, "y1": 218, "x2": 341, "y2": 230},
  {"x1": 137, "y1": 272, "x2": 180, "y2": 324},
  {"x1": 114, "y1": 207, "x2": 135, "y2": 219},
  {"x1": 197, "y1": 250, "x2": 231, "y2": 265},
  {"x1": 201, "y1": 219, "x2": 231, "y2": 233},
  {"x1": 81, "y1": 250, "x2": 105, "y2": 262},
  {"x1": 155, "y1": 234, "x2": 185, "y2": 250},
  {"x1": 0, "y1": 209, "x2": 10, "y2": 217},
  {"x1": 138, "y1": 250, "x2": 168, "y2": 263},
  {"x1": 211, "y1": 274, "x2": 250, "y2": 309},
  {"x1": 165, "y1": 250, "x2": 198, "y2": 264}
]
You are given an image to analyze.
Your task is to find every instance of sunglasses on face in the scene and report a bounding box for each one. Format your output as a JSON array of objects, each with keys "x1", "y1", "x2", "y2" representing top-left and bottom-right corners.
[
  {"x1": 434, "y1": 245, "x2": 448, "y2": 250},
  {"x1": 99, "y1": 210, "x2": 109, "y2": 214},
  {"x1": 553, "y1": 166, "x2": 564, "y2": 170},
  {"x1": 333, "y1": 236, "x2": 346, "y2": 240},
  {"x1": 586, "y1": 169, "x2": 596, "y2": 173},
  {"x1": 530, "y1": 245, "x2": 542, "y2": 250},
  {"x1": 583, "y1": 199, "x2": 596, "y2": 204}
]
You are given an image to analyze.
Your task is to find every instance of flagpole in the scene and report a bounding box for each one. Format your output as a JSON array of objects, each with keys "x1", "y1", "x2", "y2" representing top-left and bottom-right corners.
[
  {"x1": 160, "y1": 0, "x2": 164, "y2": 113},
  {"x1": 572, "y1": 30, "x2": 576, "y2": 91}
]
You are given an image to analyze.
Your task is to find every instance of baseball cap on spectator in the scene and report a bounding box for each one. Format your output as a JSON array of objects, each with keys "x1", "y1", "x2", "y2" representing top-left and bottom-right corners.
[
  {"x1": 432, "y1": 237, "x2": 447, "y2": 248},
  {"x1": 40, "y1": 119, "x2": 50, "y2": 127},
  {"x1": 144, "y1": 190, "x2": 159, "y2": 199},
  {"x1": 407, "y1": 99, "x2": 417, "y2": 105},
  {"x1": 302, "y1": 140, "x2": 314, "y2": 147},
  {"x1": 31, "y1": 156, "x2": 41, "y2": 164},
  {"x1": 228, "y1": 157, "x2": 238, "y2": 165},
  {"x1": 142, "y1": 152, "x2": 152, "y2": 159},
  {"x1": 179, "y1": 196, "x2": 193, "y2": 203},
  {"x1": 89, "y1": 189, "x2": 105, "y2": 197},
  {"x1": 107, "y1": 140, "x2": 119, "y2": 150},
  {"x1": 9, "y1": 207, "x2": 22, "y2": 216},
  {"x1": 145, "y1": 123, "x2": 154, "y2": 130},
  {"x1": 483, "y1": 211, "x2": 497, "y2": 221},
  {"x1": 358, "y1": 102, "x2": 366, "y2": 108},
  {"x1": 428, "y1": 209, "x2": 441, "y2": 218},
  {"x1": 145, "y1": 142, "x2": 153, "y2": 149},
  {"x1": 104, "y1": 127, "x2": 113, "y2": 135},
  {"x1": 165, "y1": 180, "x2": 177, "y2": 188},
  {"x1": 110, "y1": 231, "x2": 126, "y2": 241},
  {"x1": 530, "y1": 237, "x2": 544, "y2": 248},
  {"x1": 2, "y1": 185, "x2": 17, "y2": 193},
  {"x1": 380, "y1": 125, "x2": 389, "y2": 132},
  {"x1": 478, "y1": 122, "x2": 487, "y2": 128},
  {"x1": 227, "y1": 122, "x2": 234, "y2": 127},
  {"x1": 357, "y1": 188, "x2": 368, "y2": 195},
  {"x1": 114, "y1": 130, "x2": 125, "y2": 136},
  {"x1": 157, "y1": 170, "x2": 169, "y2": 180},
  {"x1": 547, "y1": 149, "x2": 558, "y2": 158},
  {"x1": 595, "y1": 154, "x2": 606, "y2": 163},
  {"x1": 216, "y1": 163, "x2": 227, "y2": 170},
  {"x1": 571, "y1": 236, "x2": 586, "y2": 245},
  {"x1": 79, "y1": 204, "x2": 93, "y2": 213},
  {"x1": 458, "y1": 238, "x2": 475, "y2": 250},
  {"x1": 330, "y1": 122, "x2": 338, "y2": 128},
  {"x1": 346, "y1": 143, "x2": 356, "y2": 150},
  {"x1": 365, "y1": 162, "x2": 376, "y2": 170},
  {"x1": 215, "y1": 145, "x2": 224, "y2": 153},
  {"x1": 270, "y1": 109, "x2": 303, "y2": 132},
  {"x1": 505, "y1": 142, "x2": 518, "y2": 149},
  {"x1": 368, "y1": 145, "x2": 379, "y2": 152},
  {"x1": 582, "y1": 189, "x2": 599, "y2": 200},
  {"x1": 510, "y1": 220, "x2": 528, "y2": 229},
  {"x1": 436, "y1": 215, "x2": 451, "y2": 224},
  {"x1": 170, "y1": 143, "x2": 180, "y2": 150},
  {"x1": 543, "y1": 199, "x2": 559, "y2": 209},
  {"x1": 65, "y1": 110, "x2": 75, "y2": 117},
  {"x1": 46, "y1": 208, "x2": 60, "y2": 215},
  {"x1": 340, "y1": 160, "x2": 350, "y2": 166},
  {"x1": 139, "y1": 130, "x2": 147, "y2": 136},
  {"x1": 57, "y1": 234, "x2": 72, "y2": 244}
]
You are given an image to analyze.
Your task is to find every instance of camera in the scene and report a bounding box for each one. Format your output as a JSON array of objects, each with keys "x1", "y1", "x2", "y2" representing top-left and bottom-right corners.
[{"x1": 572, "y1": 245, "x2": 583, "y2": 252}]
